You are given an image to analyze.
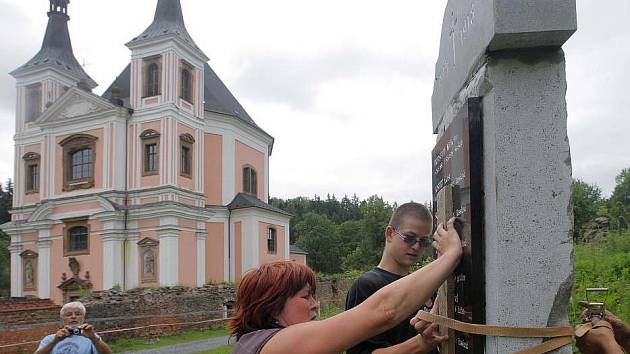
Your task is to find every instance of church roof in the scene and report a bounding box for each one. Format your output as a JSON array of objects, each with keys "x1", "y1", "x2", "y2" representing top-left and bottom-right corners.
[
  {"x1": 290, "y1": 244, "x2": 308, "y2": 255},
  {"x1": 101, "y1": 62, "x2": 263, "y2": 131},
  {"x1": 227, "y1": 193, "x2": 291, "y2": 216},
  {"x1": 126, "y1": 0, "x2": 207, "y2": 60},
  {"x1": 11, "y1": 7, "x2": 97, "y2": 88}
]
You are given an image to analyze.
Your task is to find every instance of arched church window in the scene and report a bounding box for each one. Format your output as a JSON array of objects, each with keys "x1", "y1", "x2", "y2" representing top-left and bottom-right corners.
[
  {"x1": 181, "y1": 69, "x2": 192, "y2": 102},
  {"x1": 179, "y1": 60, "x2": 194, "y2": 103},
  {"x1": 147, "y1": 63, "x2": 160, "y2": 97},
  {"x1": 143, "y1": 56, "x2": 162, "y2": 98},
  {"x1": 64, "y1": 221, "x2": 90, "y2": 256},
  {"x1": 243, "y1": 166, "x2": 257, "y2": 196}
]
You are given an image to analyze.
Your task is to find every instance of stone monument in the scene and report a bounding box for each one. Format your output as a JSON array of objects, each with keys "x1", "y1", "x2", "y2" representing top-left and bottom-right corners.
[{"x1": 431, "y1": 1, "x2": 577, "y2": 353}]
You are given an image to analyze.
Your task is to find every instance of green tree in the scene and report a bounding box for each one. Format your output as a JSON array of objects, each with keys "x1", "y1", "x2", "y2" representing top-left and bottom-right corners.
[
  {"x1": 0, "y1": 180, "x2": 13, "y2": 297},
  {"x1": 572, "y1": 179, "x2": 603, "y2": 241},
  {"x1": 608, "y1": 168, "x2": 630, "y2": 231},
  {"x1": 343, "y1": 196, "x2": 392, "y2": 271},
  {"x1": 295, "y1": 213, "x2": 342, "y2": 274},
  {"x1": 337, "y1": 220, "x2": 362, "y2": 258}
]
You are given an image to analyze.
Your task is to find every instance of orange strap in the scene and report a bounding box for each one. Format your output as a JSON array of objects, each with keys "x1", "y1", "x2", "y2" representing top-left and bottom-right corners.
[{"x1": 414, "y1": 311, "x2": 607, "y2": 354}]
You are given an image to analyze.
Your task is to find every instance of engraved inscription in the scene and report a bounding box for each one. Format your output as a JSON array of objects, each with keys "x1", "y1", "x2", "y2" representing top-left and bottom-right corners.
[
  {"x1": 457, "y1": 338, "x2": 470, "y2": 349},
  {"x1": 436, "y1": 2, "x2": 476, "y2": 84}
]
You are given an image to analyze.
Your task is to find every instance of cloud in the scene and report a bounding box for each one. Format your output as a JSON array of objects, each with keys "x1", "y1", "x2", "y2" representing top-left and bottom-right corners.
[
  {"x1": 229, "y1": 43, "x2": 434, "y2": 112},
  {"x1": 0, "y1": 2, "x2": 41, "y2": 111}
]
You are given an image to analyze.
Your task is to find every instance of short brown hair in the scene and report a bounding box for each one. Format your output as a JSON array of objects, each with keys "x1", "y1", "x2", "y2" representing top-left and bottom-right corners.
[
  {"x1": 389, "y1": 202, "x2": 432, "y2": 229},
  {"x1": 229, "y1": 261, "x2": 317, "y2": 339}
]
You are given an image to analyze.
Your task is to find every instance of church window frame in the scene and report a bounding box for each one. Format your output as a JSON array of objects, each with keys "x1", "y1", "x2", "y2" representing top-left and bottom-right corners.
[
  {"x1": 60, "y1": 134, "x2": 97, "y2": 192},
  {"x1": 140, "y1": 129, "x2": 161, "y2": 176},
  {"x1": 23, "y1": 152, "x2": 41, "y2": 194},
  {"x1": 179, "y1": 60, "x2": 194, "y2": 104},
  {"x1": 143, "y1": 56, "x2": 162, "y2": 98},
  {"x1": 63, "y1": 219, "x2": 90, "y2": 257},
  {"x1": 25, "y1": 83, "x2": 42, "y2": 123},
  {"x1": 179, "y1": 133, "x2": 195, "y2": 178},
  {"x1": 243, "y1": 165, "x2": 258, "y2": 197},
  {"x1": 267, "y1": 227, "x2": 277, "y2": 254}
]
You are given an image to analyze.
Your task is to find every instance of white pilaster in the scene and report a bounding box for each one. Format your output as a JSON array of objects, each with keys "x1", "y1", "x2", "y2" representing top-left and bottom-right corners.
[
  {"x1": 158, "y1": 232, "x2": 179, "y2": 286},
  {"x1": 284, "y1": 221, "x2": 291, "y2": 260},
  {"x1": 159, "y1": 216, "x2": 179, "y2": 286},
  {"x1": 125, "y1": 228, "x2": 140, "y2": 290},
  {"x1": 9, "y1": 242, "x2": 22, "y2": 297},
  {"x1": 222, "y1": 132, "x2": 236, "y2": 205},
  {"x1": 241, "y1": 215, "x2": 259, "y2": 273},
  {"x1": 196, "y1": 229, "x2": 206, "y2": 287},
  {"x1": 102, "y1": 232, "x2": 124, "y2": 290},
  {"x1": 37, "y1": 231, "x2": 52, "y2": 299},
  {"x1": 264, "y1": 151, "x2": 269, "y2": 203},
  {"x1": 224, "y1": 220, "x2": 232, "y2": 282}
]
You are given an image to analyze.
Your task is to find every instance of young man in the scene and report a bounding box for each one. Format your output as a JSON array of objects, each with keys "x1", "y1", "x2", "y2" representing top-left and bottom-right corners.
[
  {"x1": 346, "y1": 202, "x2": 444, "y2": 354},
  {"x1": 35, "y1": 301, "x2": 112, "y2": 354}
]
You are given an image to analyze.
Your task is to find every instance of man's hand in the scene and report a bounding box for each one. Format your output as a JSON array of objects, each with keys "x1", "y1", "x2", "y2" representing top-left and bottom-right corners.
[
  {"x1": 579, "y1": 301, "x2": 630, "y2": 351},
  {"x1": 54, "y1": 327, "x2": 70, "y2": 343},
  {"x1": 576, "y1": 320, "x2": 624, "y2": 354},
  {"x1": 416, "y1": 323, "x2": 448, "y2": 351},
  {"x1": 410, "y1": 300, "x2": 440, "y2": 334},
  {"x1": 79, "y1": 323, "x2": 99, "y2": 341}
]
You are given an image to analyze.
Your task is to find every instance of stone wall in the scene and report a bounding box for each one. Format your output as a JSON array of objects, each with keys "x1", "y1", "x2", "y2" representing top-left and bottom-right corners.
[
  {"x1": 0, "y1": 298, "x2": 62, "y2": 354},
  {"x1": 316, "y1": 278, "x2": 353, "y2": 311},
  {"x1": 0, "y1": 280, "x2": 355, "y2": 353},
  {"x1": 0, "y1": 285, "x2": 235, "y2": 354}
]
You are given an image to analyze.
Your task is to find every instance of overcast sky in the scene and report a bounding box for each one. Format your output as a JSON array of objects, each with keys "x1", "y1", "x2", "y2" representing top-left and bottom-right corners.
[{"x1": 0, "y1": 0, "x2": 628, "y2": 204}]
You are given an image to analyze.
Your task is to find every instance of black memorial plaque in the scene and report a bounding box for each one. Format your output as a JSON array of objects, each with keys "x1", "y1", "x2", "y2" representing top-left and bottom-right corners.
[{"x1": 431, "y1": 97, "x2": 485, "y2": 354}]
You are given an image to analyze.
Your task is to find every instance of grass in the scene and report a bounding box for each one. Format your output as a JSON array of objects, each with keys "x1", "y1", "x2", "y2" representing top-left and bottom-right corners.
[
  {"x1": 570, "y1": 229, "x2": 630, "y2": 325},
  {"x1": 108, "y1": 327, "x2": 228, "y2": 353}
]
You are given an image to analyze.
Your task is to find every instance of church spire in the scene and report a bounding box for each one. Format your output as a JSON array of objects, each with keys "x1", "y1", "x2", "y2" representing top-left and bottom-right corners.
[
  {"x1": 127, "y1": 0, "x2": 208, "y2": 61},
  {"x1": 11, "y1": 0, "x2": 97, "y2": 89}
]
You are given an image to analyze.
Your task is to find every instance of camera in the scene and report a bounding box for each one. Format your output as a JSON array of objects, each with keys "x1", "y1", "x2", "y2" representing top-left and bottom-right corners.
[{"x1": 68, "y1": 327, "x2": 82, "y2": 335}]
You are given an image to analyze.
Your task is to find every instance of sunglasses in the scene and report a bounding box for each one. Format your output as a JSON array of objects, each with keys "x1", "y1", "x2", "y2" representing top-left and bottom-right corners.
[{"x1": 393, "y1": 228, "x2": 432, "y2": 248}]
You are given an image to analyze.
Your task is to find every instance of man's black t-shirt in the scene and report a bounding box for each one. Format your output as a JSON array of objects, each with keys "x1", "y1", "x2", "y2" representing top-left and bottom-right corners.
[{"x1": 345, "y1": 267, "x2": 435, "y2": 354}]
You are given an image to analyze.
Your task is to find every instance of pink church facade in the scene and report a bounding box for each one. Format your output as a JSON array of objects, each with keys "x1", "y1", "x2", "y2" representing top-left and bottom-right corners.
[{"x1": 2, "y1": 0, "x2": 299, "y2": 305}]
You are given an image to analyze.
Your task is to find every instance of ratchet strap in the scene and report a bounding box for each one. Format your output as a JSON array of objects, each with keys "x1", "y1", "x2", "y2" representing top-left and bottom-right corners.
[{"x1": 414, "y1": 311, "x2": 611, "y2": 354}]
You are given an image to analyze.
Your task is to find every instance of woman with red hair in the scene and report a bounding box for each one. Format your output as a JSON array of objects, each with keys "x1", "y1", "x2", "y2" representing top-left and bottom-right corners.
[{"x1": 230, "y1": 218, "x2": 463, "y2": 354}]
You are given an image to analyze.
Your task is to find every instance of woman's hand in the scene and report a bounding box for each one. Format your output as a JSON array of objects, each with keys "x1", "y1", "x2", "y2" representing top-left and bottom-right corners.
[{"x1": 432, "y1": 217, "x2": 463, "y2": 259}]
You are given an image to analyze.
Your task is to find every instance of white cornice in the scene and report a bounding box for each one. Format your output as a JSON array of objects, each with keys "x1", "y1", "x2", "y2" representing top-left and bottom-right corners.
[
  {"x1": 12, "y1": 66, "x2": 90, "y2": 88},
  {"x1": 204, "y1": 112, "x2": 272, "y2": 153},
  {"x1": 127, "y1": 36, "x2": 208, "y2": 64},
  {"x1": 230, "y1": 208, "x2": 291, "y2": 225},
  {"x1": 132, "y1": 104, "x2": 204, "y2": 129}
]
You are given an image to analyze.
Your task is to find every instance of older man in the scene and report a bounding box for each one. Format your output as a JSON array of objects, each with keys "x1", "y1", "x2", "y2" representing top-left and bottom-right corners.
[{"x1": 35, "y1": 301, "x2": 112, "y2": 354}]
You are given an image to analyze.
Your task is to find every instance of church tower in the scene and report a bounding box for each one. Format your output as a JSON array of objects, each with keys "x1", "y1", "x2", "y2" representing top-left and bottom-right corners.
[
  {"x1": 10, "y1": 0, "x2": 97, "y2": 132},
  {"x1": 126, "y1": 0, "x2": 207, "y2": 117}
]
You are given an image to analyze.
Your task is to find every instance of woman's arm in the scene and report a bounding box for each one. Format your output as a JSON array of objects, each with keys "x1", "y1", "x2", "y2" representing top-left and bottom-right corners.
[{"x1": 263, "y1": 218, "x2": 463, "y2": 354}]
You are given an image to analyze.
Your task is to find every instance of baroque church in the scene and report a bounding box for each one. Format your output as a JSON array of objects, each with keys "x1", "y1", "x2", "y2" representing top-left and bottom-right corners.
[{"x1": 2, "y1": 0, "x2": 306, "y2": 304}]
